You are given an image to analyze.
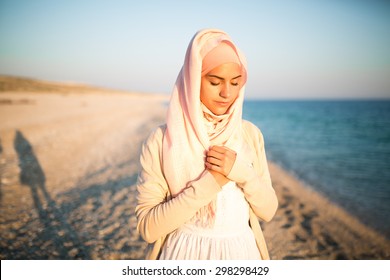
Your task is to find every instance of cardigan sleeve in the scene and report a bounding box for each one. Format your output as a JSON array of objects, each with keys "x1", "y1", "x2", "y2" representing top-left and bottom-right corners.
[
  {"x1": 227, "y1": 121, "x2": 278, "y2": 222},
  {"x1": 135, "y1": 126, "x2": 221, "y2": 243}
]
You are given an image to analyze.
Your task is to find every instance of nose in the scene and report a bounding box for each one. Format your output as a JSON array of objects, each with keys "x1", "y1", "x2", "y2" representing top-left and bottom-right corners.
[{"x1": 219, "y1": 84, "x2": 231, "y2": 99}]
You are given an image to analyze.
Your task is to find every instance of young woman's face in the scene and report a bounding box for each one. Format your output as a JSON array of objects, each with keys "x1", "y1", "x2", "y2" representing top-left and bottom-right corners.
[{"x1": 200, "y1": 62, "x2": 242, "y2": 115}]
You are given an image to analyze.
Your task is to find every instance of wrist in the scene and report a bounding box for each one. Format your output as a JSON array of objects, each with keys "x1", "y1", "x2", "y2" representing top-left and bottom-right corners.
[
  {"x1": 227, "y1": 153, "x2": 256, "y2": 183},
  {"x1": 208, "y1": 169, "x2": 229, "y2": 187}
]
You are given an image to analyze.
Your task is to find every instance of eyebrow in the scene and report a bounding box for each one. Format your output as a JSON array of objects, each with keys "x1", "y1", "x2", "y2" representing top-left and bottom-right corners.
[{"x1": 206, "y1": 74, "x2": 242, "y2": 80}]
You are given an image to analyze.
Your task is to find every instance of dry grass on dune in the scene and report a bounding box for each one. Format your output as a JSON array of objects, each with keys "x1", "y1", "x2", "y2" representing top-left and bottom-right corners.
[{"x1": 0, "y1": 75, "x2": 136, "y2": 95}]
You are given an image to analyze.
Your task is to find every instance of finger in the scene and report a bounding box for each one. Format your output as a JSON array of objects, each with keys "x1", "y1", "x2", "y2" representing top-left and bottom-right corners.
[
  {"x1": 220, "y1": 146, "x2": 237, "y2": 155},
  {"x1": 206, "y1": 156, "x2": 222, "y2": 166},
  {"x1": 210, "y1": 146, "x2": 237, "y2": 158},
  {"x1": 208, "y1": 149, "x2": 236, "y2": 163},
  {"x1": 205, "y1": 162, "x2": 223, "y2": 173},
  {"x1": 206, "y1": 159, "x2": 229, "y2": 174},
  {"x1": 207, "y1": 149, "x2": 224, "y2": 160},
  {"x1": 209, "y1": 145, "x2": 227, "y2": 154}
]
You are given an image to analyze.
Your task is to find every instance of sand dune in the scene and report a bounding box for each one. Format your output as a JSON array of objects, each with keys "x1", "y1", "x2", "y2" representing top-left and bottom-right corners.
[
  {"x1": 0, "y1": 75, "x2": 134, "y2": 95},
  {"x1": 0, "y1": 76, "x2": 389, "y2": 259}
]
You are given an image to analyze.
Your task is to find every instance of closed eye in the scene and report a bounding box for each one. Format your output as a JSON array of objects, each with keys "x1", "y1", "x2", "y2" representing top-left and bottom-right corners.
[{"x1": 231, "y1": 79, "x2": 239, "y2": 86}]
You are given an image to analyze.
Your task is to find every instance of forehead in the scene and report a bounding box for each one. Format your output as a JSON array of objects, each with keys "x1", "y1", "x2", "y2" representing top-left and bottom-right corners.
[{"x1": 206, "y1": 63, "x2": 242, "y2": 78}]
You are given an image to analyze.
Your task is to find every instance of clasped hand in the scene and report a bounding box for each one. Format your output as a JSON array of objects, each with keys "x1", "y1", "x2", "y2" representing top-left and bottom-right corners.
[{"x1": 205, "y1": 145, "x2": 236, "y2": 186}]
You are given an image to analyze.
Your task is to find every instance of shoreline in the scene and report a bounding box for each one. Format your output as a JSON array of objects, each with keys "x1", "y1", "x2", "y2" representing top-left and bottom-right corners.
[
  {"x1": 269, "y1": 159, "x2": 389, "y2": 240},
  {"x1": 0, "y1": 89, "x2": 389, "y2": 259},
  {"x1": 265, "y1": 162, "x2": 390, "y2": 259}
]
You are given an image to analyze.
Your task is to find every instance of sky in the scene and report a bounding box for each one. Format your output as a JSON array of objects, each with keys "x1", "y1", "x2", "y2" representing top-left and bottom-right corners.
[{"x1": 0, "y1": 0, "x2": 389, "y2": 99}]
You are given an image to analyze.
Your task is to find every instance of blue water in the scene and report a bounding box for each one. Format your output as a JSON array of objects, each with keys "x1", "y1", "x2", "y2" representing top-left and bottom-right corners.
[{"x1": 243, "y1": 100, "x2": 390, "y2": 239}]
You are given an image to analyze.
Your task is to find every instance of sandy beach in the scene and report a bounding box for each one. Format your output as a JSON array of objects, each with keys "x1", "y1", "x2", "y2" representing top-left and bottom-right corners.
[{"x1": 1, "y1": 76, "x2": 389, "y2": 260}]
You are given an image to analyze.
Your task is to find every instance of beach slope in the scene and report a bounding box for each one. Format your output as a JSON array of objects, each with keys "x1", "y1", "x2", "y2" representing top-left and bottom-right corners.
[{"x1": 0, "y1": 76, "x2": 389, "y2": 259}]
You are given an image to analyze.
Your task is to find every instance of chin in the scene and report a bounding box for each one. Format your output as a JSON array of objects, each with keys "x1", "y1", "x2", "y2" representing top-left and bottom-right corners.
[{"x1": 211, "y1": 107, "x2": 229, "y2": 115}]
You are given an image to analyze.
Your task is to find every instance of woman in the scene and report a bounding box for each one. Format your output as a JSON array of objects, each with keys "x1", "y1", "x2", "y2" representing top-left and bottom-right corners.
[{"x1": 136, "y1": 29, "x2": 278, "y2": 260}]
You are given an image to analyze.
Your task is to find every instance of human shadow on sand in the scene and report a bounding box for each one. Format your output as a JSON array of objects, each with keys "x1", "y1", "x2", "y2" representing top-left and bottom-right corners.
[
  {"x1": 0, "y1": 137, "x2": 3, "y2": 201},
  {"x1": 14, "y1": 130, "x2": 90, "y2": 259}
]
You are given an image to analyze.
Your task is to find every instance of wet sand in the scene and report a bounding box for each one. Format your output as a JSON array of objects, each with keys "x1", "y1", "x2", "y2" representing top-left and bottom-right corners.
[{"x1": 0, "y1": 77, "x2": 389, "y2": 259}]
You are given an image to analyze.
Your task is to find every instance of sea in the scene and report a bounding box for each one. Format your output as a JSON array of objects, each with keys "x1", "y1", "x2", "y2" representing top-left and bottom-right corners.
[{"x1": 243, "y1": 100, "x2": 390, "y2": 239}]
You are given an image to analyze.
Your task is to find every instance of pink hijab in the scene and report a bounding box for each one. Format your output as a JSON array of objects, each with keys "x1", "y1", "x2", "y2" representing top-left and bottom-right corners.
[{"x1": 163, "y1": 29, "x2": 248, "y2": 200}]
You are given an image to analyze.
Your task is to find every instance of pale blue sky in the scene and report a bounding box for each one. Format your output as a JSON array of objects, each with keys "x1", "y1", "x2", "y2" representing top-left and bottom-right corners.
[{"x1": 0, "y1": 0, "x2": 389, "y2": 99}]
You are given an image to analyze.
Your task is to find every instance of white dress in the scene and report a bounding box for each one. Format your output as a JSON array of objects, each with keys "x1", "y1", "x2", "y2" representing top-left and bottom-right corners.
[{"x1": 159, "y1": 181, "x2": 261, "y2": 260}]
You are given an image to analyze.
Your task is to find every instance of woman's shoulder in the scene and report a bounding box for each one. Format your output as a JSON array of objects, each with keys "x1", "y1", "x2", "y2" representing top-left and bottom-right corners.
[
  {"x1": 242, "y1": 120, "x2": 264, "y2": 139},
  {"x1": 148, "y1": 124, "x2": 167, "y2": 138},
  {"x1": 143, "y1": 124, "x2": 167, "y2": 148},
  {"x1": 241, "y1": 120, "x2": 266, "y2": 151}
]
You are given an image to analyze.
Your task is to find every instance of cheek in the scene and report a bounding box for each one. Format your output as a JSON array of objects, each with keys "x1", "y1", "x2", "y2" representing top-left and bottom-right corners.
[
  {"x1": 200, "y1": 83, "x2": 207, "y2": 103},
  {"x1": 232, "y1": 86, "x2": 240, "y2": 100},
  {"x1": 200, "y1": 83, "x2": 217, "y2": 102}
]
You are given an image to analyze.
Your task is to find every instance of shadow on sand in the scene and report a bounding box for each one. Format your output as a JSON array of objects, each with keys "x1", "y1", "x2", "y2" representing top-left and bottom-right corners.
[
  {"x1": 14, "y1": 130, "x2": 90, "y2": 259},
  {"x1": 0, "y1": 137, "x2": 3, "y2": 201}
]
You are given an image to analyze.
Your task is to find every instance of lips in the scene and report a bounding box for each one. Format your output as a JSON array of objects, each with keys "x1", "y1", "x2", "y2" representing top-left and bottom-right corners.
[{"x1": 215, "y1": 101, "x2": 231, "y2": 107}]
